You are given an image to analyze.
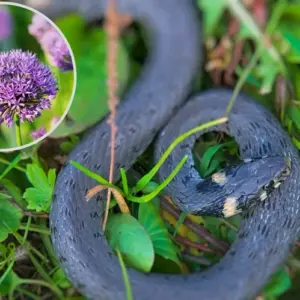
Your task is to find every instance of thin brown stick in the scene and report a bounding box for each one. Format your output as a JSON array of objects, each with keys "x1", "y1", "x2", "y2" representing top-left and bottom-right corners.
[
  {"x1": 103, "y1": 0, "x2": 121, "y2": 231},
  {"x1": 8, "y1": 198, "x2": 49, "y2": 218},
  {"x1": 161, "y1": 196, "x2": 229, "y2": 254},
  {"x1": 181, "y1": 252, "x2": 212, "y2": 266},
  {"x1": 175, "y1": 235, "x2": 215, "y2": 254},
  {"x1": 86, "y1": 185, "x2": 130, "y2": 214}
]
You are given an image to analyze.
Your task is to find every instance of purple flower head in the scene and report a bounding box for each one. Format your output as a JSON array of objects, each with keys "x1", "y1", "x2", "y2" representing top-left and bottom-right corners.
[
  {"x1": 29, "y1": 14, "x2": 73, "y2": 71},
  {"x1": 30, "y1": 127, "x2": 46, "y2": 139},
  {"x1": 28, "y1": 13, "x2": 51, "y2": 40},
  {"x1": 0, "y1": 50, "x2": 58, "y2": 127},
  {"x1": 0, "y1": 7, "x2": 12, "y2": 40}
]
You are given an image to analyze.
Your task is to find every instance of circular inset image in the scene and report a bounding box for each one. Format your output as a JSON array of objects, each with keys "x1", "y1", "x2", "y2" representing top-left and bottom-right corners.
[{"x1": 0, "y1": 2, "x2": 76, "y2": 152}]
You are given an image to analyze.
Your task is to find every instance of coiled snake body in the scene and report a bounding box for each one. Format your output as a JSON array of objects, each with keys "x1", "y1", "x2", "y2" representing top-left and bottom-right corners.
[{"x1": 17, "y1": 0, "x2": 300, "y2": 299}]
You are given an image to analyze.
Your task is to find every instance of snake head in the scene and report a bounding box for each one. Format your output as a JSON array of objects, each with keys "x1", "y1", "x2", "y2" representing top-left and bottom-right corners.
[{"x1": 195, "y1": 156, "x2": 291, "y2": 218}]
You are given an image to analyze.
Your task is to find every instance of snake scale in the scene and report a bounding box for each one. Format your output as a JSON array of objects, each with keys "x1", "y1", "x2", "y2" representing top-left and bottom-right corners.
[{"x1": 13, "y1": 0, "x2": 300, "y2": 299}]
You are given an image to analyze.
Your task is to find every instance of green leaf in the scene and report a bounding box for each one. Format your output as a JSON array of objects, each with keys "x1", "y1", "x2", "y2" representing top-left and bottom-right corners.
[
  {"x1": 120, "y1": 168, "x2": 129, "y2": 196},
  {"x1": 256, "y1": 52, "x2": 281, "y2": 94},
  {"x1": 263, "y1": 269, "x2": 292, "y2": 297},
  {"x1": 60, "y1": 135, "x2": 80, "y2": 154},
  {"x1": 199, "y1": 144, "x2": 224, "y2": 176},
  {"x1": 52, "y1": 268, "x2": 71, "y2": 289},
  {"x1": 48, "y1": 169, "x2": 56, "y2": 188},
  {"x1": 26, "y1": 164, "x2": 50, "y2": 191},
  {"x1": 128, "y1": 156, "x2": 188, "y2": 203},
  {"x1": 286, "y1": 105, "x2": 300, "y2": 130},
  {"x1": 23, "y1": 164, "x2": 56, "y2": 212},
  {"x1": 198, "y1": 0, "x2": 227, "y2": 35},
  {"x1": 70, "y1": 160, "x2": 112, "y2": 187},
  {"x1": 0, "y1": 198, "x2": 22, "y2": 242},
  {"x1": 138, "y1": 202, "x2": 180, "y2": 266},
  {"x1": 106, "y1": 214, "x2": 154, "y2": 272}
]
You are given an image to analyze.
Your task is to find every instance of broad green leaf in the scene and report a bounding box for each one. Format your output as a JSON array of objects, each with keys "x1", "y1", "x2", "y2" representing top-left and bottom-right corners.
[
  {"x1": 26, "y1": 164, "x2": 50, "y2": 192},
  {"x1": 0, "y1": 199, "x2": 22, "y2": 242},
  {"x1": 48, "y1": 169, "x2": 56, "y2": 188},
  {"x1": 263, "y1": 269, "x2": 292, "y2": 297},
  {"x1": 197, "y1": 0, "x2": 226, "y2": 35},
  {"x1": 23, "y1": 164, "x2": 56, "y2": 212},
  {"x1": 106, "y1": 214, "x2": 154, "y2": 272},
  {"x1": 138, "y1": 202, "x2": 180, "y2": 266},
  {"x1": 23, "y1": 188, "x2": 52, "y2": 213}
]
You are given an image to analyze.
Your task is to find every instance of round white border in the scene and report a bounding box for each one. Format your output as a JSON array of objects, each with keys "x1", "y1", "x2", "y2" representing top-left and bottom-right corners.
[{"x1": 0, "y1": 1, "x2": 77, "y2": 153}]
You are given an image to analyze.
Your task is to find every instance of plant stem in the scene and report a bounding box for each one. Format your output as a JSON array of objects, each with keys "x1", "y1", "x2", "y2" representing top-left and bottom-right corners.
[
  {"x1": 161, "y1": 197, "x2": 229, "y2": 253},
  {"x1": 175, "y1": 235, "x2": 215, "y2": 254},
  {"x1": 15, "y1": 115, "x2": 23, "y2": 147},
  {"x1": 116, "y1": 249, "x2": 133, "y2": 300},
  {"x1": 0, "y1": 157, "x2": 26, "y2": 172},
  {"x1": 39, "y1": 219, "x2": 59, "y2": 268},
  {"x1": 20, "y1": 224, "x2": 50, "y2": 235},
  {"x1": 9, "y1": 279, "x2": 63, "y2": 300},
  {"x1": 0, "y1": 154, "x2": 22, "y2": 180}
]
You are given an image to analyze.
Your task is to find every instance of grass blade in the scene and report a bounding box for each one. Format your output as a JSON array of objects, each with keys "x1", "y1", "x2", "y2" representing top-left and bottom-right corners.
[
  {"x1": 135, "y1": 117, "x2": 228, "y2": 193},
  {"x1": 128, "y1": 155, "x2": 188, "y2": 203}
]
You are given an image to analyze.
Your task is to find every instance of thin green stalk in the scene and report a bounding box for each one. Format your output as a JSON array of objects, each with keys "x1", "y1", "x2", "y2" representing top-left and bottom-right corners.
[
  {"x1": 39, "y1": 219, "x2": 59, "y2": 268},
  {"x1": 9, "y1": 279, "x2": 64, "y2": 300},
  {"x1": 226, "y1": 0, "x2": 286, "y2": 73},
  {"x1": 0, "y1": 157, "x2": 26, "y2": 172},
  {"x1": 116, "y1": 249, "x2": 133, "y2": 300},
  {"x1": 0, "y1": 260, "x2": 14, "y2": 286},
  {"x1": 20, "y1": 224, "x2": 50, "y2": 235},
  {"x1": 28, "y1": 252, "x2": 62, "y2": 297},
  {"x1": 22, "y1": 216, "x2": 32, "y2": 243},
  {"x1": 0, "y1": 154, "x2": 22, "y2": 180},
  {"x1": 225, "y1": 47, "x2": 264, "y2": 116},
  {"x1": 15, "y1": 115, "x2": 23, "y2": 147},
  {"x1": 135, "y1": 117, "x2": 228, "y2": 193},
  {"x1": 16, "y1": 288, "x2": 40, "y2": 300}
]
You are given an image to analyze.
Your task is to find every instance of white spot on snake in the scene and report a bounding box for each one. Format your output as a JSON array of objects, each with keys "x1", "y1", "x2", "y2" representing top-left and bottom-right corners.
[
  {"x1": 243, "y1": 158, "x2": 252, "y2": 163},
  {"x1": 274, "y1": 181, "x2": 281, "y2": 189},
  {"x1": 212, "y1": 172, "x2": 227, "y2": 186},
  {"x1": 260, "y1": 191, "x2": 268, "y2": 201},
  {"x1": 223, "y1": 197, "x2": 241, "y2": 218}
]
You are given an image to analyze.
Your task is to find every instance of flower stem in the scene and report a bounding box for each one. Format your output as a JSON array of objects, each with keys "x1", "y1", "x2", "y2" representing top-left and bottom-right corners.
[{"x1": 15, "y1": 115, "x2": 23, "y2": 147}]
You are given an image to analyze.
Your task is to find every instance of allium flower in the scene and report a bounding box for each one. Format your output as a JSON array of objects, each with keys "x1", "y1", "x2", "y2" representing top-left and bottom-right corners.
[
  {"x1": 28, "y1": 13, "x2": 51, "y2": 39},
  {"x1": 0, "y1": 7, "x2": 12, "y2": 40},
  {"x1": 30, "y1": 127, "x2": 46, "y2": 139},
  {"x1": 0, "y1": 50, "x2": 58, "y2": 127},
  {"x1": 29, "y1": 14, "x2": 73, "y2": 71}
]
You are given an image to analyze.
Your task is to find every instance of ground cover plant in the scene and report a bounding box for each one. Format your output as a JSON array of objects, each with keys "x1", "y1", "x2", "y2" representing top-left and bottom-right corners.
[{"x1": 1, "y1": 0, "x2": 300, "y2": 299}]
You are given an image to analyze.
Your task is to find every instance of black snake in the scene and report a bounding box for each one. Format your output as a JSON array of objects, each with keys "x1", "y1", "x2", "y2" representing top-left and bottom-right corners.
[{"x1": 13, "y1": 0, "x2": 300, "y2": 299}]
